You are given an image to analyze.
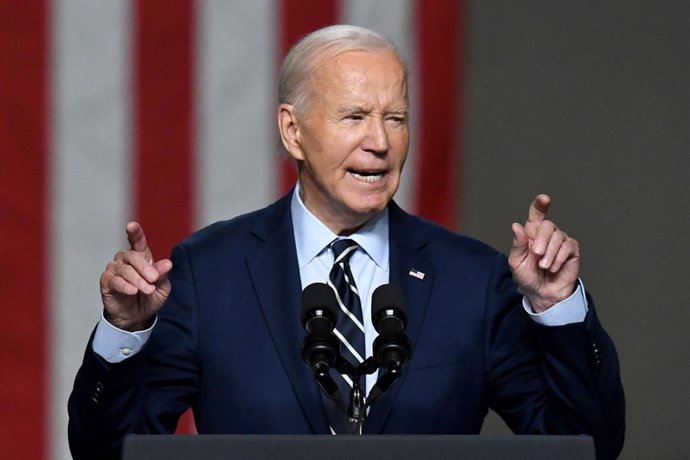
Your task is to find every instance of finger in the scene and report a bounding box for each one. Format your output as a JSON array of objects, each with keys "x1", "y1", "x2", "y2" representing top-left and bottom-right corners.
[
  {"x1": 114, "y1": 250, "x2": 161, "y2": 283},
  {"x1": 126, "y1": 222, "x2": 151, "y2": 256},
  {"x1": 111, "y1": 274, "x2": 142, "y2": 296},
  {"x1": 527, "y1": 194, "x2": 551, "y2": 223},
  {"x1": 511, "y1": 223, "x2": 529, "y2": 253},
  {"x1": 153, "y1": 265, "x2": 172, "y2": 294},
  {"x1": 509, "y1": 222, "x2": 530, "y2": 269},
  {"x1": 538, "y1": 230, "x2": 566, "y2": 270},
  {"x1": 100, "y1": 268, "x2": 139, "y2": 296},
  {"x1": 114, "y1": 262, "x2": 157, "y2": 295},
  {"x1": 531, "y1": 220, "x2": 557, "y2": 256},
  {"x1": 548, "y1": 238, "x2": 580, "y2": 273}
]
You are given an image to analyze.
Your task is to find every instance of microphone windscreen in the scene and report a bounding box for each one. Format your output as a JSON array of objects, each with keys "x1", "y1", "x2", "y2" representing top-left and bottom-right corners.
[
  {"x1": 371, "y1": 284, "x2": 407, "y2": 319},
  {"x1": 300, "y1": 282, "x2": 339, "y2": 321}
]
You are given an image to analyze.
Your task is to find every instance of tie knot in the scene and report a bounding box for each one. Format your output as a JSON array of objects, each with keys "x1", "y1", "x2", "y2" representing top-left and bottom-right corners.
[{"x1": 330, "y1": 238, "x2": 358, "y2": 263}]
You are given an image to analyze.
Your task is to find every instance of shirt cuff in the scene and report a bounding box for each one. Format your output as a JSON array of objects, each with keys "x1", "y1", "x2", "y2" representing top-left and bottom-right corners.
[
  {"x1": 523, "y1": 280, "x2": 588, "y2": 326},
  {"x1": 92, "y1": 312, "x2": 157, "y2": 363}
]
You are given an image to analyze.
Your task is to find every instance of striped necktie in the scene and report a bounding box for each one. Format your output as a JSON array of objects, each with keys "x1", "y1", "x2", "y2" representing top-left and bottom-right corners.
[
  {"x1": 329, "y1": 238, "x2": 366, "y2": 382},
  {"x1": 325, "y1": 238, "x2": 366, "y2": 433}
]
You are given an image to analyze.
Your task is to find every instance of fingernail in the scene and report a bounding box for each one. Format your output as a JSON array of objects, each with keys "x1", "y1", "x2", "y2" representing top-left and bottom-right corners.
[
  {"x1": 534, "y1": 243, "x2": 545, "y2": 254},
  {"x1": 145, "y1": 268, "x2": 158, "y2": 280},
  {"x1": 539, "y1": 259, "x2": 550, "y2": 269}
]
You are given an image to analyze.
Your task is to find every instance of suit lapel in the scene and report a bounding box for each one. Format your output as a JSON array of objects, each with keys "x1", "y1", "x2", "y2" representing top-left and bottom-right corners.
[
  {"x1": 246, "y1": 194, "x2": 330, "y2": 433},
  {"x1": 364, "y1": 202, "x2": 435, "y2": 433}
]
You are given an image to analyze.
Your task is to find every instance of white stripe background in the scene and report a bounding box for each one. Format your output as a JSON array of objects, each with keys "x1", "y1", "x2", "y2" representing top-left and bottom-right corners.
[{"x1": 49, "y1": 1, "x2": 420, "y2": 459}]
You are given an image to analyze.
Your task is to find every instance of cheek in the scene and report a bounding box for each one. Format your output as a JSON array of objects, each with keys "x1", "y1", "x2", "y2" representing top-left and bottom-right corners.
[
  {"x1": 303, "y1": 150, "x2": 342, "y2": 182},
  {"x1": 389, "y1": 131, "x2": 409, "y2": 155}
]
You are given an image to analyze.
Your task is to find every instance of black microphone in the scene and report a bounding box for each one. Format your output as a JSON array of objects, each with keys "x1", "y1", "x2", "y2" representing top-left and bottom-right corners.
[
  {"x1": 371, "y1": 284, "x2": 412, "y2": 369},
  {"x1": 300, "y1": 282, "x2": 340, "y2": 373}
]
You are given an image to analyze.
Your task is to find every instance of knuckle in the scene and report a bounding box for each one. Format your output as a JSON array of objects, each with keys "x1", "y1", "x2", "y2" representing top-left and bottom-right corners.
[
  {"x1": 105, "y1": 261, "x2": 117, "y2": 273},
  {"x1": 541, "y1": 220, "x2": 557, "y2": 231}
]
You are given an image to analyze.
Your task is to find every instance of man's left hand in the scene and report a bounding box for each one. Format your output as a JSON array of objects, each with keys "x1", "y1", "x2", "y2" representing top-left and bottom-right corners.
[{"x1": 509, "y1": 194, "x2": 580, "y2": 313}]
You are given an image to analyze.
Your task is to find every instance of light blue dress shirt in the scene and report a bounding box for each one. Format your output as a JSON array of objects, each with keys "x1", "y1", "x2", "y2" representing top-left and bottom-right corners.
[{"x1": 291, "y1": 182, "x2": 390, "y2": 394}]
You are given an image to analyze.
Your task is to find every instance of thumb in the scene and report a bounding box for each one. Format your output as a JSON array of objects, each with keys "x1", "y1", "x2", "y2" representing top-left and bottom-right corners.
[
  {"x1": 153, "y1": 259, "x2": 173, "y2": 278},
  {"x1": 510, "y1": 222, "x2": 529, "y2": 260}
]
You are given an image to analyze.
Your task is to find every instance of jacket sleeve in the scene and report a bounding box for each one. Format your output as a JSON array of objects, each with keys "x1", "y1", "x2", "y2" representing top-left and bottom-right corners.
[
  {"x1": 68, "y1": 243, "x2": 200, "y2": 460},
  {"x1": 485, "y1": 254, "x2": 625, "y2": 460}
]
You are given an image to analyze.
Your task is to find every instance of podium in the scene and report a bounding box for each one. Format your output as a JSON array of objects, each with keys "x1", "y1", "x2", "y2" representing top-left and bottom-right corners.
[{"x1": 122, "y1": 434, "x2": 595, "y2": 460}]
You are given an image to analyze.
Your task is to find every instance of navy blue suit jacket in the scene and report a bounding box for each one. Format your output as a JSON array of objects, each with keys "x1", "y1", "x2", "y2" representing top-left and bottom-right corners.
[{"x1": 68, "y1": 192, "x2": 624, "y2": 459}]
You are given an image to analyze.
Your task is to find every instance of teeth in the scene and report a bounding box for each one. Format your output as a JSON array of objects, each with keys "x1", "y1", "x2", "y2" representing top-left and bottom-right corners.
[{"x1": 350, "y1": 171, "x2": 383, "y2": 182}]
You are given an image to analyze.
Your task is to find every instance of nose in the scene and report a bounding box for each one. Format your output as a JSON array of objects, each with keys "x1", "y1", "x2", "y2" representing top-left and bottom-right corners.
[{"x1": 362, "y1": 117, "x2": 389, "y2": 155}]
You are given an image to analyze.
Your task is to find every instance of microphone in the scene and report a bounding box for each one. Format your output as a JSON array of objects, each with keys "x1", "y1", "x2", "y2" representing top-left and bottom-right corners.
[
  {"x1": 300, "y1": 282, "x2": 340, "y2": 371},
  {"x1": 300, "y1": 283, "x2": 349, "y2": 410},
  {"x1": 371, "y1": 284, "x2": 412, "y2": 369}
]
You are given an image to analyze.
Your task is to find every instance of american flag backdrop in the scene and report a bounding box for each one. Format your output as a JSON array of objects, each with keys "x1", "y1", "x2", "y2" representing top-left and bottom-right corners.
[{"x1": 0, "y1": 1, "x2": 465, "y2": 458}]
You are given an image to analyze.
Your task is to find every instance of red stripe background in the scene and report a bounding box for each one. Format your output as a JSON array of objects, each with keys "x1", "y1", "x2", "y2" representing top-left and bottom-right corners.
[
  {"x1": 0, "y1": 1, "x2": 49, "y2": 458},
  {"x1": 133, "y1": 0, "x2": 197, "y2": 434},
  {"x1": 133, "y1": 0, "x2": 196, "y2": 260},
  {"x1": 415, "y1": 0, "x2": 464, "y2": 228},
  {"x1": 278, "y1": 0, "x2": 338, "y2": 195}
]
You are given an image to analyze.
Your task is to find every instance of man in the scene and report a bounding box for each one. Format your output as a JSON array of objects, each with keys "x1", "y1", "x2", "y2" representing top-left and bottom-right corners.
[{"x1": 68, "y1": 25, "x2": 624, "y2": 459}]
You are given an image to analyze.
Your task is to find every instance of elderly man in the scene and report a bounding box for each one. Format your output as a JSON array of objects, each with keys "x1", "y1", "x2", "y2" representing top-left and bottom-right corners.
[{"x1": 68, "y1": 25, "x2": 624, "y2": 460}]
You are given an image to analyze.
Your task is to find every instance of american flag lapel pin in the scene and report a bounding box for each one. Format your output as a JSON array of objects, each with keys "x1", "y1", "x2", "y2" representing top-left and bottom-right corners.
[{"x1": 408, "y1": 268, "x2": 425, "y2": 280}]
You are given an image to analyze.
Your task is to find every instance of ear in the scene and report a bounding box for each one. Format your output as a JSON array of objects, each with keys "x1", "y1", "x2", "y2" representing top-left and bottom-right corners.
[{"x1": 278, "y1": 103, "x2": 305, "y2": 161}]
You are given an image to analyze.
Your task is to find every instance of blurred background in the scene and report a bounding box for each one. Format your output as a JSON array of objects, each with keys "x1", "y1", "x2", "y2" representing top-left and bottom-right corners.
[{"x1": 1, "y1": 1, "x2": 688, "y2": 459}]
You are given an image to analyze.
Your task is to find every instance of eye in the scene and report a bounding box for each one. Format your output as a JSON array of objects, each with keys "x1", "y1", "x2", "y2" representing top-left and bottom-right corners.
[
  {"x1": 386, "y1": 115, "x2": 407, "y2": 125},
  {"x1": 345, "y1": 114, "x2": 364, "y2": 121}
]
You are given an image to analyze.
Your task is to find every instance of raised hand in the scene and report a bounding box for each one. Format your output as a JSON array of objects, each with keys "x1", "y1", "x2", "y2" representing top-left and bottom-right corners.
[
  {"x1": 509, "y1": 195, "x2": 580, "y2": 312},
  {"x1": 99, "y1": 222, "x2": 173, "y2": 331}
]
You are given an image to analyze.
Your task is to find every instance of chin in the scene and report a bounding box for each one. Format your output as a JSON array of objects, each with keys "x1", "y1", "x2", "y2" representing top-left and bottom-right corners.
[
  {"x1": 349, "y1": 197, "x2": 390, "y2": 216},
  {"x1": 340, "y1": 187, "x2": 395, "y2": 217}
]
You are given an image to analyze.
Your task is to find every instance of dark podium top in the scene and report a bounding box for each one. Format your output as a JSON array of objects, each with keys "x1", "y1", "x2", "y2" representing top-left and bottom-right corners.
[{"x1": 122, "y1": 434, "x2": 595, "y2": 460}]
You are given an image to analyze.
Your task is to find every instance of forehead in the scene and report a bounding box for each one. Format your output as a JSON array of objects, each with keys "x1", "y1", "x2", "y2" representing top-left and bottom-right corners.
[{"x1": 310, "y1": 49, "x2": 407, "y2": 104}]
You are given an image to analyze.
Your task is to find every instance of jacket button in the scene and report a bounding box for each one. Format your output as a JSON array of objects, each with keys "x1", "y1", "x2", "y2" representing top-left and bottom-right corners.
[
  {"x1": 592, "y1": 342, "x2": 602, "y2": 368},
  {"x1": 91, "y1": 381, "x2": 104, "y2": 404}
]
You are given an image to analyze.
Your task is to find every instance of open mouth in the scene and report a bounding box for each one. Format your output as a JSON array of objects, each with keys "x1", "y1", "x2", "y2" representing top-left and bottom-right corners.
[{"x1": 348, "y1": 169, "x2": 385, "y2": 183}]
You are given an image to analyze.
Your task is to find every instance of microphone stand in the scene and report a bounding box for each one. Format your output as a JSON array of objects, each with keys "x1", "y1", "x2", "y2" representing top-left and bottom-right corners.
[
  {"x1": 346, "y1": 380, "x2": 365, "y2": 435},
  {"x1": 334, "y1": 355, "x2": 405, "y2": 435}
]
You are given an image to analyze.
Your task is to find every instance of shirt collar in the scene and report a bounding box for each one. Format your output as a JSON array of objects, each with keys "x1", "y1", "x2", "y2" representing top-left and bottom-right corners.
[{"x1": 291, "y1": 182, "x2": 389, "y2": 270}]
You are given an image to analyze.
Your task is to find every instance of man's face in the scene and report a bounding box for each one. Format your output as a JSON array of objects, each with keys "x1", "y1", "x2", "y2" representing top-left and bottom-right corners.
[{"x1": 283, "y1": 49, "x2": 409, "y2": 234}]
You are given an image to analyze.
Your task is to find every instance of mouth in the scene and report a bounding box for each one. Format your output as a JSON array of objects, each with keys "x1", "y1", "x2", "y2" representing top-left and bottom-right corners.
[{"x1": 348, "y1": 169, "x2": 386, "y2": 183}]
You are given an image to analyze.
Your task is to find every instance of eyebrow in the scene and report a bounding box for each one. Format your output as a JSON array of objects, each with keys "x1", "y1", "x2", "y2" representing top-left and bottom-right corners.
[
  {"x1": 337, "y1": 105, "x2": 408, "y2": 116},
  {"x1": 337, "y1": 105, "x2": 369, "y2": 115}
]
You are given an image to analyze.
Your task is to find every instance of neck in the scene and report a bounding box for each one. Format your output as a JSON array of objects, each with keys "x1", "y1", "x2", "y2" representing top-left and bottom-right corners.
[{"x1": 296, "y1": 186, "x2": 374, "y2": 236}]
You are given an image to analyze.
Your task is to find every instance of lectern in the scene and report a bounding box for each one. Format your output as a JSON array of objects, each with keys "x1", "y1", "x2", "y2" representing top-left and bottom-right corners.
[{"x1": 122, "y1": 434, "x2": 595, "y2": 460}]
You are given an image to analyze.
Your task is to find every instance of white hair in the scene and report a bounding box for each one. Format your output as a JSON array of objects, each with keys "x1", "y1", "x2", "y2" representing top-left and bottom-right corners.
[{"x1": 278, "y1": 24, "x2": 407, "y2": 114}]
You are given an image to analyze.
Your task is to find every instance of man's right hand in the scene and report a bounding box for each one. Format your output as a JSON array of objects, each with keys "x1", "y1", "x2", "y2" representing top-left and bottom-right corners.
[{"x1": 99, "y1": 222, "x2": 173, "y2": 331}]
